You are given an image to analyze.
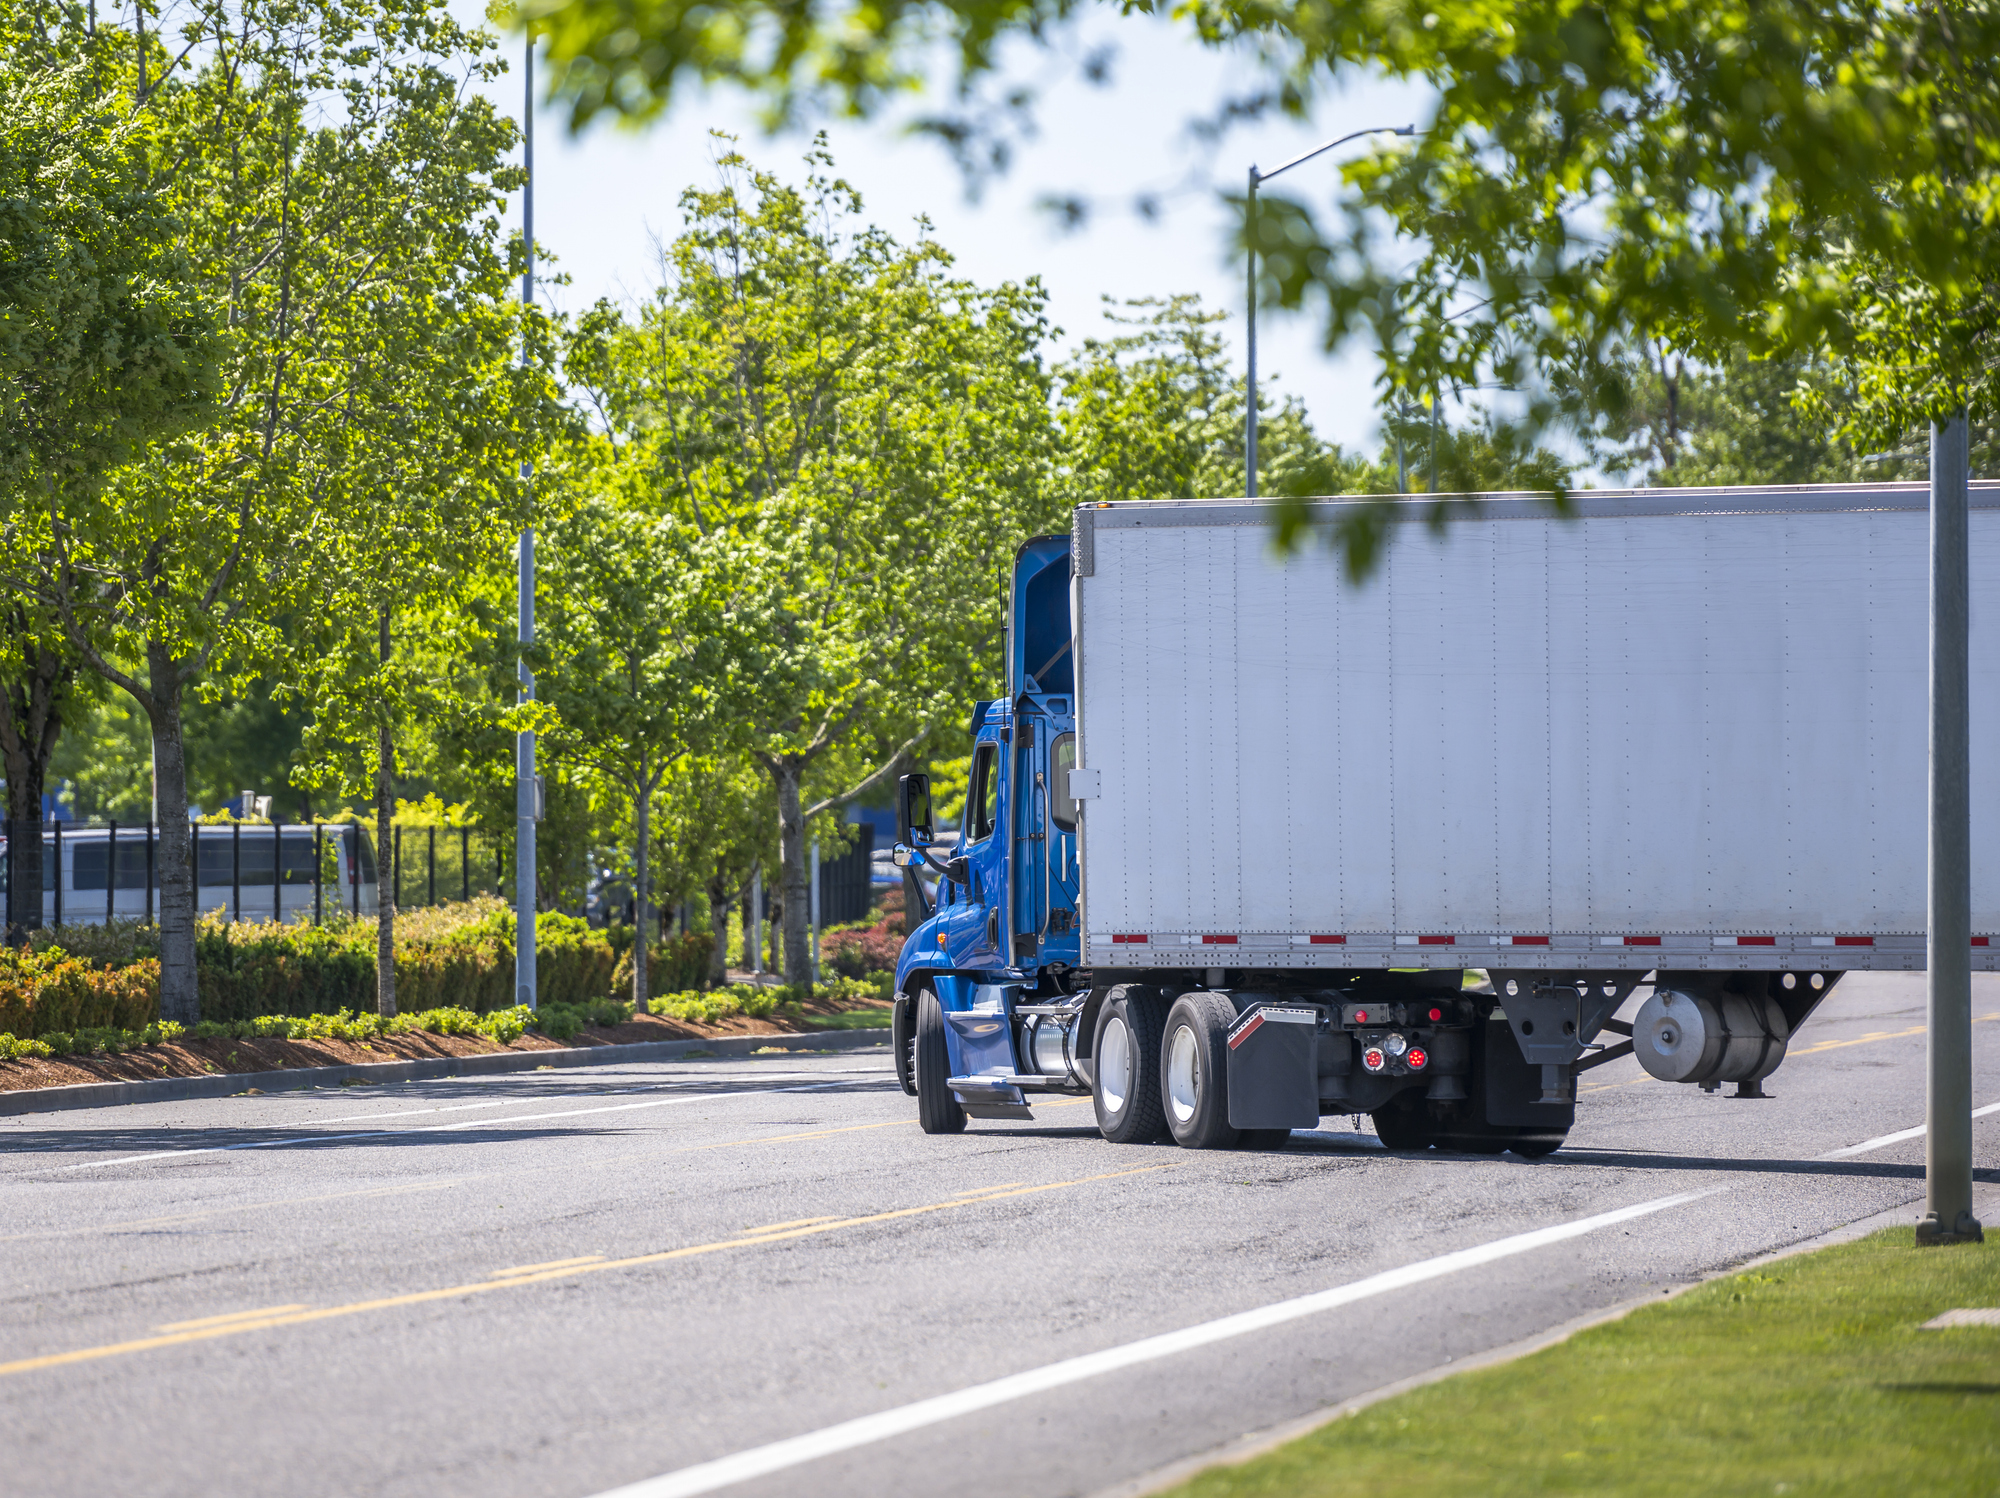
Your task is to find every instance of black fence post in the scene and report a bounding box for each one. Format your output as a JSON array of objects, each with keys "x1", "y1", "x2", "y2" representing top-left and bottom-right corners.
[
  {"x1": 231, "y1": 818, "x2": 241, "y2": 924},
  {"x1": 145, "y1": 821, "x2": 155, "y2": 925},
  {"x1": 314, "y1": 823, "x2": 323, "y2": 925},
  {"x1": 273, "y1": 816, "x2": 284, "y2": 925},
  {"x1": 428, "y1": 824, "x2": 436, "y2": 907},
  {"x1": 348, "y1": 823, "x2": 360, "y2": 918},
  {"x1": 494, "y1": 838, "x2": 502, "y2": 898},
  {"x1": 50, "y1": 819, "x2": 62, "y2": 929},
  {"x1": 393, "y1": 824, "x2": 402, "y2": 909},
  {"x1": 460, "y1": 826, "x2": 469, "y2": 903},
  {"x1": 191, "y1": 823, "x2": 200, "y2": 921},
  {"x1": 107, "y1": 820, "x2": 117, "y2": 925}
]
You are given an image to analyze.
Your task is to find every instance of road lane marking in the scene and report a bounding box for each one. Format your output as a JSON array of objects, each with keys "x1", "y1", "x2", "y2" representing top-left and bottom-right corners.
[
  {"x1": 297, "y1": 1071, "x2": 894, "y2": 1128},
  {"x1": 0, "y1": 1163, "x2": 1176, "y2": 1381},
  {"x1": 737, "y1": 1218, "x2": 840, "y2": 1234},
  {"x1": 491, "y1": 1256, "x2": 605, "y2": 1277},
  {"x1": 39, "y1": 1082, "x2": 870, "y2": 1174},
  {"x1": 155, "y1": 1305, "x2": 308, "y2": 1332},
  {"x1": 1819, "y1": 1099, "x2": 2000, "y2": 1159},
  {"x1": 586, "y1": 1187, "x2": 1729, "y2": 1498},
  {"x1": 1580, "y1": 1010, "x2": 1998, "y2": 1094}
]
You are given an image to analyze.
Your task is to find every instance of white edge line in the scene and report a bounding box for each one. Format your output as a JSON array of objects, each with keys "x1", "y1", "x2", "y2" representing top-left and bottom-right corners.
[
  {"x1": 588, "y1": 1185, "x2": 1727, "y2": 1498},
  {"x1": 1820, "y1": 1099, "x2": 2000, "y2": 1159}
]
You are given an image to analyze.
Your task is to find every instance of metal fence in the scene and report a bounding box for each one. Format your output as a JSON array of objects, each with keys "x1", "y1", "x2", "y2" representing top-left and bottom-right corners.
[{"x1": 1, "y1": 819, "x2": 508, "y2": 932}]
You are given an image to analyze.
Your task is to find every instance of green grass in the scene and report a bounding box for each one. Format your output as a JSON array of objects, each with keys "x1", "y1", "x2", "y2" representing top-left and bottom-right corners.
[
  {"x1": 1167, "y1": 1228, "x2": 1999, "y2": 1498},
  {"x1": 802, "y1": 1008, "x2": 893, "y2": 1030}
]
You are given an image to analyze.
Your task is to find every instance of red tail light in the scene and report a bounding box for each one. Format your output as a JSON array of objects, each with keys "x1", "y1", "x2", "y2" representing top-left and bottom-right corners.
[
  {"x1": 1407, "y1": 1047, "x2": 1429, "y2": 1071},
  {"x1": 1361, "y1": 1047, "x2": 1387, "y2": 1073}
]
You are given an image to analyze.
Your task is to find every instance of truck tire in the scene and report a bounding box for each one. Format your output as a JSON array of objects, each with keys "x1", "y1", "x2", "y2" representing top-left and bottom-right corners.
[
  {"x1": 1161, "y1": 991, "x2": 1241, "y2": 1150},
  {"x1": 1236, "y1": 1128, "x2": 1293, "y2": 1150},
  {"x1": 892, "y1": 993, "x2": 918, "y2": 1097},
  {"x1": 915, "y1": 988, "x2": 966, "y2": 1135},
  {"x1": 1093, "y1": 985, "x2": 1168, "y2": 1144},
  {"x1": 1370, "y1": 1093, "x2": 1435, "y2": 1151}
]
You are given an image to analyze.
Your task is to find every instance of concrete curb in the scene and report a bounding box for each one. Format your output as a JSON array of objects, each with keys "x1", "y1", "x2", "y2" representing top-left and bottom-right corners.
[
  {"x1": 0, "y1": 1027, "x2": 893, "y2": 1118},
  {"x1": 1092, "y1": 1179, "x2": 2000, "y2": 1498}
]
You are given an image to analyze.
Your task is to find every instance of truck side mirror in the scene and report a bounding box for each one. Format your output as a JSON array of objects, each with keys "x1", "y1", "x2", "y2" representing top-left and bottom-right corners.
[{"x1": 899, "y1": 773, "x2": 933, "y2": 847}]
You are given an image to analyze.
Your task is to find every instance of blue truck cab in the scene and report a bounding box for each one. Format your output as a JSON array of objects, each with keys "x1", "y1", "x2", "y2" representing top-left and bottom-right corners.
[{"x1": 890, "y1": 535, "x2": 1083, "y2": 1118}]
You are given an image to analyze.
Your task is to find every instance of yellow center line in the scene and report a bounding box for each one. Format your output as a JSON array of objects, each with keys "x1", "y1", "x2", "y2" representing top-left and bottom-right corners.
[
  {"x1": 489, "y1": 1256, "x2": 605, "y2": 1277},
  {"x1": 155, "y1": 1305, "x2": 308, "y2": 1332},
  {"x1": 954, "y1": 1182, "x2": 1026, "y2": 1196},
  {"x1": 1580, "y1": 1010, "x2": 1998, "y2": 1094},
  {"x1": 0, "y1": 1162, "x2": 1177, "y2": 1381},
  {"x1": 735, "y1": 1217, "x2": 841, "y2": 1234}
]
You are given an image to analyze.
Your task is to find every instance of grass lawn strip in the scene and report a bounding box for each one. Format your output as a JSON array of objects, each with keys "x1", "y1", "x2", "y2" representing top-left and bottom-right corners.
[{"x1": 1161, "y1": 1226, "x2": 1999, "y2": 1498}]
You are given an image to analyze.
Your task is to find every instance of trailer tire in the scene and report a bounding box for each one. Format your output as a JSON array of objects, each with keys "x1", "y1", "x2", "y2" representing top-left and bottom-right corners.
[
  {"x1": 1093, "y1": 985, "x2": 1168, "y2": 1144},
  {"x1": 914, "y1": 988, "x2": 966, "y2": 1135},
  {"x1": 1506, "y1": 1128, "x2": 1566, "y2": 1159},
  {"x1": 1370, "y1": 1094, "x2": 1434, "y2": 1152},
  {"x1": 1161, "y1": 991, "x2": 1240, "y2": 1150},
  {"x1": 1236, "y1": 1128, "x2": 1292, "y2": 1150}
]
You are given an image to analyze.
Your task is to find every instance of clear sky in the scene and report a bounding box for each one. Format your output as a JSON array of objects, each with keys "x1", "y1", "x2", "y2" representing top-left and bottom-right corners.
[{"x1": 462, "y1": 6, "x2": 1435, "y2": 461}]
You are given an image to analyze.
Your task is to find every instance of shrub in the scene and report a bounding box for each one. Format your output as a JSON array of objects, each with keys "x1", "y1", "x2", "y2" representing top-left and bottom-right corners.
[
  {"x1": 0, "y1": 1032, "x2": 54, "y2": 1060},
  {"x1": 0, "y1": 948, "x2": 160, "y2": 1038},
  {"x1": 611, "y1": 931, "x2": 716, "y2": 999}
]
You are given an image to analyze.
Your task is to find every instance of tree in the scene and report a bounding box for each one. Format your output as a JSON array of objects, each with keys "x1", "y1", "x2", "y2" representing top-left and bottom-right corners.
[
  {"x1": 0, "y1": 20, "x2": 216, "y2": 932},
  {"x1": 533, "y1": 493, "x2": 730, "y2": 1005},
  {"x1": 570, "y1": 144, "x2": 1058, "y2": 987},
  {"x1": 526, "y1": 0, "x2": 1999, "y2": 536},
  {"x1": 4, "y1": 0, "x2": 535, "y2": 1021}
]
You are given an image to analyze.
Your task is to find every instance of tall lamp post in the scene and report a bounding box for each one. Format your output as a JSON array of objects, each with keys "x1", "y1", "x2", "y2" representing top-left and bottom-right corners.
[
  {"x1": 1245, "y1": 123, "x2": 1414, "y2": 498},
  {"x1": 515, "y1": 34, "x2": 539, "y2": 1010}
]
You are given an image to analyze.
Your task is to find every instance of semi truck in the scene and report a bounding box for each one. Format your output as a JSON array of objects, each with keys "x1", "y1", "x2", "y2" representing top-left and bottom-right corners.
[{"x1": 888, "y1": 482, "x2": 2000, "y2": 1155}]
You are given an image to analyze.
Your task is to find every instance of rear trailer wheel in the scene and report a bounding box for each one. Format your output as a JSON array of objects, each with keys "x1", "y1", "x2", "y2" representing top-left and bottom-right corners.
[
  {"x1": 1506, "y1": 1128, "x2": 1567, "y2": 1159},
  {"x1": 1161, "y1": 991, "x2": 1240, "y2": 1150},
  {"x1": 1093, "y1": 985, "x2": 1168, "y2": 1143},
  {"x1": 914, "y1": 988, "x2": 966, "y2": 1134}
]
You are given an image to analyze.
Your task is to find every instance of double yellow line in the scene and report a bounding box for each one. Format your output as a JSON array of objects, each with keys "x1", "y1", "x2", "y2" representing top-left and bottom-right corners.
[{"x1": 0, "y1": 1160, "x2": 1172, "y2": 1381}]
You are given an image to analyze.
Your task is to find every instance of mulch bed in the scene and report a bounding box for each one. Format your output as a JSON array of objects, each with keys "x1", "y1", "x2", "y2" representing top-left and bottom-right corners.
[{"x1": 0, "y1": 994, "x2": 894, "y2": 1095}]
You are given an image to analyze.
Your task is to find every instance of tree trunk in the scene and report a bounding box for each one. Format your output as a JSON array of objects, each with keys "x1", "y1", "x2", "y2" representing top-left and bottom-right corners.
[
  {"x1": 774, "y1": 763, "x2": 811, "y2": 989},
  {"x1": 0, "y1": 631, "x2": 70, "y2": 943},
  {"x1": 707, "y1": 875, "x2": 731, "y2": 987},
  {"x1": 375, "y1": 608, "x2": 396, "y2": 1017},
  {"x1": 143, "y1": 641, "x2": 199, "y2": 1025},
  {"x1": 633, "y1": 765, "x2": 650, "y2": 1011}
]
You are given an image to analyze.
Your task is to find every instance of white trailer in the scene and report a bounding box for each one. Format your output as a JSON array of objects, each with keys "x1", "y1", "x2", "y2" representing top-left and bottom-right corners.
[{"x1": 1071, "y1": 482, "x2": 2000, "y2": 974}]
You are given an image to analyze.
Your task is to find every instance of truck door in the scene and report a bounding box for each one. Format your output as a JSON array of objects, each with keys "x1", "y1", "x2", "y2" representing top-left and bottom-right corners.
[{"x1": 939, "y1": 734, "x2": 1006, "y2": 970}]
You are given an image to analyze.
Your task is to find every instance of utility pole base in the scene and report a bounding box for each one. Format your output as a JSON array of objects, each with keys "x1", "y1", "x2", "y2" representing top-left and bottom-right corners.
[{"x1": 1914, "y1": 1210, "x2": 1985, "y2": 1246}]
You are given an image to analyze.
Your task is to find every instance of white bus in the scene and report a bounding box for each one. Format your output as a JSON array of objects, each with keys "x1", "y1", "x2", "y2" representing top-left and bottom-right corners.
[{"x1": 1, "y1": 822, "x2": 379, "y2": 928}]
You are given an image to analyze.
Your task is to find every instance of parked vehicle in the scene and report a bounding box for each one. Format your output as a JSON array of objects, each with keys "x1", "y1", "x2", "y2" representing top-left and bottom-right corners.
[
  {"x1": 0, "y1": 822, "x2": 379, "y2": 927},
  {"x1": 890, "y1": 483, "x2": 2000, "y2": 1154}
]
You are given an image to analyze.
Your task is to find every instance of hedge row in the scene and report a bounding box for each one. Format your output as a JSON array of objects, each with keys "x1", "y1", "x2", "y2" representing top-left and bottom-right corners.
[{"x1": 3, "y1": 898, "x2": 719, "y2": 1038}]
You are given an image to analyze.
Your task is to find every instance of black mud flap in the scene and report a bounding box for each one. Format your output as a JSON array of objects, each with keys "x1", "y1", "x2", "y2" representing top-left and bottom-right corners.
[
  {"x1": 1226, "y1": 1005, "x2": 1320, "y2": 1131},
  {"x1": 1481, "y1": 1017, "x2": 1576, "y2": 1131}
]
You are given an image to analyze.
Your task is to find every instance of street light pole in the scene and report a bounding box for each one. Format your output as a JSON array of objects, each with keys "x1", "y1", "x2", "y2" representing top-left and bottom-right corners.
[
  {"x1": 1245, "y1": 123, "x2": 1414, "y2": 499},
  {"x1": 1918, "y1": 408, "x2": 1982, "y2": 1246},
  {"x1": 515, "y1": 33, "x2": 538, "y2": 1011}
]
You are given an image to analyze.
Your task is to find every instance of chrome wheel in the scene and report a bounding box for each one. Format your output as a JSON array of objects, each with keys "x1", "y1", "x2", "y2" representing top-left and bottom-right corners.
[
  {"x1": 1099, "y1": 1013, "x2": 1132, "y2": 1115},
  {"x1": 1166, "y1": 1024, "x2": 1201, "y2": 1124}
]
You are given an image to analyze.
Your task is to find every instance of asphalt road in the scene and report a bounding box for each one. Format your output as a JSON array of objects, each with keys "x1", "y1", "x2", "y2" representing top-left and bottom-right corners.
[{"x1": 2, "y1": 971, "x2": 1997, "y2": 1498}]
